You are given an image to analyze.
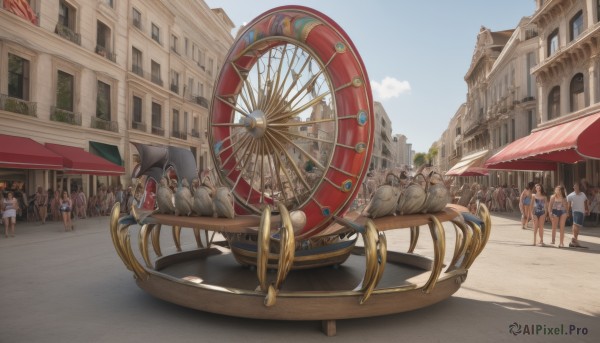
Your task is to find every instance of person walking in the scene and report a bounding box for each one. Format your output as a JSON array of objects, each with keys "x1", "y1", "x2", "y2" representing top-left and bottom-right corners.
[
  {"x1": 519, "y1": 182, "x2": 534, "y2": 229},
  {"x1": 530, "y1": 183, "x2": 547, "y2": 246},
  {"x1": 59, "y1": 190, "x2": 74, "y2": 232},
  {"x1": 566, "y1": 182, "x2": 590, "y2": 247},
  {"x1": 34, "y1": 186, "x2": 48, "y2": 224},
  {"x1": 2, "y1": 191, "x2": 19, "y2": 237},
  {"x1": 548, "y1": 185, "x2": 568, "y2": 247}
]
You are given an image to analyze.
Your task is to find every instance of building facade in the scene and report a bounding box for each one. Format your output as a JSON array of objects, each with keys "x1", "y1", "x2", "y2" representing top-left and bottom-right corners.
[
  {"x1": 370, "y1": 101, "x2": 393, "y2": 170},
  {"x1": 0, "y1": 0, "x2": 233, "y2": 196}
]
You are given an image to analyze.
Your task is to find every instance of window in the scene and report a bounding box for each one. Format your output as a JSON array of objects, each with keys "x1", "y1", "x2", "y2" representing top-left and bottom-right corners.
[
  {"x1": 96, "y1": 81, "x2": 111, "y2": 120},
  {"x1": 8, "y1": 54, "x2": 30, "y2": 100},
  {"x1": 59, "y1": 0, "x2": 75, "y2": 30},
  {"x1": 132, "y1": 96, "x2": 142, "y2": 123},
  {"x1": 103, "y1": 0, "x2": 113, "y2": 8},
  {"x1": 547, "y1": 29, "x2": 559, "y2": 57},
  {"x1": 152, "y1": 102, "x2": 162, "y2": 128},
  {"x1": 132, "y1": 47, "x2": 142, "y2": 75},
  {"x1": 151, "y1": 60, "x2": 161, "y2": 85},
  {"x1": 96, "y1": 21, "x2": 111, "y2": 57},
  {"x1": 570, "y1": 11, "x2": 583, "y2": 41},
  {"x1": 56, "y1": 70, "x2": 74, "y2": 111},
  {"x1": 208, "y1": 58, "x2": 214, "y2": 76},
  {"x1": 172, "y1": 109, "x2": 180, "y2": 133},
  {"x1": 570, "y1": 73, "x2": 585, "y2": 112},
  {"x1": 132, "y1": 8, "x2": 141, "y2": 29},
  {"x1": 170, "y1": 70, "x2": 179, "y2": 93},
  {"x1": 185, "y1": 37, "x2": 189, "y2": 56},
  {"x1": 187, "y1": 77, "x2": 193, "y2": 96},
  {"x1": 527, "y1": 110, "x2": 535, "y2": 132},
  {"x1": 151, "y1": 23, "x2": 160, "y2": 44},
  {"x1": 193, "y1": 116, "x2": 199, "y2": 135},
  {"x1": 547, "y1": 86, "x2": 560, "y2": 120},
  {"x1": 526, "y1": 52, "x2": 535, "y2": 96},
  {"x1": 170, "y1": 35, "x2": 178, "y2": 53},
  {"x1": 183, "y1": 111, "x2": 188, "y2": 134},
  {"x1": 511, "y1": 118, "x2": 515, "y2": 142}
]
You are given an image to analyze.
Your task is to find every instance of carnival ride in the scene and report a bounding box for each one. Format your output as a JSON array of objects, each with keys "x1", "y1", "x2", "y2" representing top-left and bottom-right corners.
[{"x1": 110, "y1": 6, "x2": 491, "y2": 336}]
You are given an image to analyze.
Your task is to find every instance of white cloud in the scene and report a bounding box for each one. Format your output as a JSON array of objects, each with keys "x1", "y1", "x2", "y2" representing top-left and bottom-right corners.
[{"x1": 370, "y1": 77, "x2": 411, "y2": 100}]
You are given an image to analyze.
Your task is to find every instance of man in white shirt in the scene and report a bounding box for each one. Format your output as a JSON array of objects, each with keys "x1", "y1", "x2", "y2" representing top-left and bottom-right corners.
[{"x1": 566, "y1": 182, "x2": 590, "y2": 247}]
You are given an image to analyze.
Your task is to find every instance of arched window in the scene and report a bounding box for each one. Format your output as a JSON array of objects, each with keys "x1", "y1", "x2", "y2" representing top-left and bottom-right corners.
[
  {"x1": 547, "y1": 86, "x2": 560, "y2": 120},
  {"x1": 570, "y1": 73, "x2": 585, "y2": 112}
]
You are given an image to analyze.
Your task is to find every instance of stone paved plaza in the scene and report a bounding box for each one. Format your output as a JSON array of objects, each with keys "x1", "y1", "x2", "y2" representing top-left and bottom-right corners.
[{"x1": 1, "y1": 213, "x2": 598, "y2": 342}]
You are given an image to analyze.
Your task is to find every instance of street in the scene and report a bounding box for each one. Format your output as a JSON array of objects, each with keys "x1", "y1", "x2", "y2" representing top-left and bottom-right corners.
[{"x1": 0, "y1": 213, "x2": 598, "y2": 342}]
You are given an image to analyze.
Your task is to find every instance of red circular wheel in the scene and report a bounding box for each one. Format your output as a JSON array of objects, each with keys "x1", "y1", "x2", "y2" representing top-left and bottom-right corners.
[{"x1": 209, "y1": 6, "x2": 374, "y2": 237}]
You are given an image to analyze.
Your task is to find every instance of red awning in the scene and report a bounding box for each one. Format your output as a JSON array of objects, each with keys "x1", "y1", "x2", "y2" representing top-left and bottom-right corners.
[
  {"x1": 446, "y1": 150, "x2": 489, "y2": 176},
  {"x1": 44, "y1": 143, "x2": 125, "y2": 175},
  {"x1": 0, "y1": 134, "x2": 63, "y2": 170},
  {"x1": 485, "y1": 112, "x2": 600, "y2": 170}
]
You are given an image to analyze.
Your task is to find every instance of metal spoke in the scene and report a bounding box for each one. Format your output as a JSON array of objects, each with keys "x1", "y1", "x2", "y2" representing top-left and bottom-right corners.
[
  {"x1": 269, "y1": 129, "x2": 329, "y2": 171},
  {"x1": 264, "y1": 133, "x2": 302, "y2": 205},
  {"x1": 216, "y1": 95, "x2": 251, "y2": 118},
  {"x1": 265, "y1": 130, "x2": 311, "y2": 192}
]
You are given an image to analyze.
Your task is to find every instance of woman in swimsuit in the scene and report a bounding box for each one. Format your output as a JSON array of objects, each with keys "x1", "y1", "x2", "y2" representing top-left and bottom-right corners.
[
  {"x1": 548, "y1": 185, "x2": 568, "y2": 247},
  {"x1": 520, "y1": 182, "x2": 534, "y2": 229},
  {"x1": 59, "y1": 190, "x2": 74, "y2": 232},
  {"x1": 530, "y1": 183, "x2": 547, "y2": 246}
]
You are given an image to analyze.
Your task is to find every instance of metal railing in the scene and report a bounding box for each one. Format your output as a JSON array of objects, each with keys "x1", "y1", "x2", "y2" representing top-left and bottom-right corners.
[
  {"x1": 55, "y1": 23, "x2": 81, "y2": 45},
  {"x1": 151, "y1": 74, "x2": 163, "y2": 87},
  {"x1": 131, "y1": 121, "x2": 146, "y2": 131},
  {"x1": 0, "y1": 94, "x2": 37, "y2": 117},
  {"x1": 191, "y1": 129, "x2": 200, "y2": 138},
  {"x1": 170, "y1": 84, "x2": 179, "y2": 94},
  {"x1": 50, "y1": 106, "x2": 81, "y2": 125},
  {"x1": 151, "y1": 126, "x2": 164, "y2": 136},
  {"x1": 95, "y1": 45, "x2": 116, "y2": 62},
  {"x1": 171, "y1": 130, "x2": 187, "y2": 140},
  {"x1": 131, "y1": 65, "x2": 144, "y2": 77},
  {"x1": 132, "y1": 18, "x2": 142, "y2": 30},
  {"x1": 91, "y1": 116, "x2": 118, "y2": 132}
]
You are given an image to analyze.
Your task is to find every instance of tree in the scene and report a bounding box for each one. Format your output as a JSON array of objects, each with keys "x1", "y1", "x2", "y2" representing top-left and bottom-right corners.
[
  {"x1": 413, "y1": 152, "x2": 427, "y2": 168},
  {"x1": 427, "y1": 146, "x2": 439, "y2": 166}
]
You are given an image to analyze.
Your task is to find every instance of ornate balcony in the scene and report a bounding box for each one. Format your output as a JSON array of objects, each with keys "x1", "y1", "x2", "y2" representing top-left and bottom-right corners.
[
  {"x1": 95, "y1": 45, "x2": 117, "y2": 62},
  {"x1": 91, "y1": 116, "x2": 118, "y2": 132},
  {"x1": 131, "y1": 121, "x2": 146, "y2": 132},
  {"x1": 50, "y1": 106, "x2": 81, "y2": 126},
  {"x1": 171, "y1": 130, "x2": 187, "y2": 140},
  {"x1": 0, "y1": 94, "x2": 37, "y2": 117},
  {"x1": 55, "y1": 24, "x2": 81, "y2": 45},
  {"x1": 151, "y1": 126, "x2": 164, "y2": 136}
]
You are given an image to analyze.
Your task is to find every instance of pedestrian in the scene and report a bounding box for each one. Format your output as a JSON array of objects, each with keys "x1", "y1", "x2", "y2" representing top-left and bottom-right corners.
[
  {"x1": 75, "y1": 187, "x2": 87, "y2": 219},
  {"x1": 548, "y1": 185, "x2": 568, "y2": 247},
  {"x1": 34, "y1": 186, "x2": 48, "y2": 224},
  {"x1": 2, "y1": 191, "x2": 19, "y2": 237},
  {"x1": 530, "y1": 183, "x2": 547, "y2": 246},
  {"x1": 519, "y1": 182, "x2": 534, "y2": 229},
  {"x1": 566, "y1": 182, "x2": 590, "y2": 247},
  {"x1": 59, "y1": 190, "x2": 74, "y2": 232}
]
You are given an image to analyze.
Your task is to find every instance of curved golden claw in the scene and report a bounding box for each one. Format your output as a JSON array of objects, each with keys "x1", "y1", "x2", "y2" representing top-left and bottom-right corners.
[
  {"x1": 464, "y1": 220, "x2": 482, "y2": 269},
  {"x1": 274, "y1": 203, "x2": 295, "y2": 290},
  {"x1": 193, "y1": 228, "x2": 204, "y2": 248},
  {"x1": 109, "y1": 203, "x2": 130, "y2": 270},
  {"x1": 151, "y1": 224, "x2": 162, "y2": 256},
  {"x1": 447, "y1": 220, "x2": 473, "y2": 272},
  {"x1": 408, "y1": 226, "x2": 419, "y2": 253},
  {"x1": 124, "y1": 234, "x2": 148, "y2": 280},
  {"x1": 257, "y1": 205, "x2": 271, "y2": 292},
  {"x1": 172, "y1": 225, "x2": 182, "y2": 252},
  {"x1": 475, "y1": 203, "x2": 492, "y2": 256},
  {"x1": 422, "y1": 214, "x2": 446, "y2": 294},
  {"x1": 139, "y1": 224, "x2": 152, "y2": 268},
  {"x1": 359, "y1": 220, "x2": 386, "y2": 304}
]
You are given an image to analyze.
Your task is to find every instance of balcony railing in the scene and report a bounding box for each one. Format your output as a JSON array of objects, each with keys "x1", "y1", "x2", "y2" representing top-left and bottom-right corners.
[
  {"x1": 522, "y1": 96, "x2": 535, "y2": 103},
  {"x1": 151, "y1": 126, "x2": 164, "y2": 136},
  {"x1": 132, "y1": 18, "x2": 142, "y2": 30},
  {"x1": 131, "y1": 121, "x2": 146, "y2": 131},
  {"x1": 191, "y1": 129, "x2": 200, "y2": 138},
  {"x1": 0, "y1": 94, "x2": 37, "y2": 117},
  {"x1": 170, "y1": 84, "x2": 179, "y2": 94},
  {"x1": 91, "y1": 116, "x2": 118, "y2": 132},
  {"x1": 151, "y1": 74, "x2": 163, "y2": 86},
  {"x1": 95, "y1": 45, "x2": 117, "y2": 62},
  {"x1": 55, "y1": 23, "x2": 81, "y2": 45},
  {"x1": 195, "y1": 96, "x2": 209, "y2": 108},
  {"x1": 50, "y1": 106, "x2": 82, "y2": 126},
  {"x1": 131, "y1": 65, "x2": 144, "y2": 77},
  {"x1": 171, "y1": 130, "x2": 187, "y2": 140}
]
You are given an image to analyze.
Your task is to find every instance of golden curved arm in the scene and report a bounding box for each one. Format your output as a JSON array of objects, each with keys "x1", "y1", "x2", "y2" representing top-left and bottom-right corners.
[
  {"x1": 193, "y1": 228, "x2": 204, "y2": 248},
  {"x1": 257, "y1": 205, "x2": 271, "y2": 292},
  {"x1": 475, "y1": 203, "x2": 492, "y2": 256},
  {"x1": 463, "y1": 220, "x2": 482, "y2": 269},
  {"x1": 172, "y1": 225, "x2": 182, "y2": 252},
  {"x1": 422, "y1": 215, "x2": 446, "y2": 294},
  {"x1": 359, "y1": 220, "x2": 387, "y2": 304},
  {"x1": 447, "y1": 219, "x2": 473, "y2": 272},
  {"x1": 274, "y1": 203, "x2": 296, "y2": 289},
  {"x1": 151, "y1": 224, "x2": 162, "y2": 257},
  {"x1": 109, "y1": 202, "x2": 130, "y2": 271},
  {"x1": 139, "y1": 224, "x2": 153, "y2": 268},
  {"x1": 408, "y1": 226, "x2": 419, "y2": 253}
]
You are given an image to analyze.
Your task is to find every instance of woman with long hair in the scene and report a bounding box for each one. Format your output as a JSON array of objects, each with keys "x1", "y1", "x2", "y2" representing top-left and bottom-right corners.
[
  {"x1": 519, "y1": 182, "x2": 534, "y2": 229},
  {"x1": 59, "y1": 190, "x2": 74, "y2": 231},
  {"x1": 549, "y1": 185, "x2": 568, "y2": 247},
  {"x1": 2, "y1": 191, "x2": 19, "y2": 237},
  {"x1": 530, "y1": 183, "x2": 547, "y2": 246}
]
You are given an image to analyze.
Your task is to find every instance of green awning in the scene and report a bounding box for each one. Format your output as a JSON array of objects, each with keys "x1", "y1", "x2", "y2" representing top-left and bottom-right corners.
[{"x1": 89, "y1": 141, "x2": 123, "y2": 166}]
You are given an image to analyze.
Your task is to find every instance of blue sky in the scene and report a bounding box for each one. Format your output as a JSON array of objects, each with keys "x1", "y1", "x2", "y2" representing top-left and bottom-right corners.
[{"x1": 205, "y1": 1, "x2": 537, "y2": 153}]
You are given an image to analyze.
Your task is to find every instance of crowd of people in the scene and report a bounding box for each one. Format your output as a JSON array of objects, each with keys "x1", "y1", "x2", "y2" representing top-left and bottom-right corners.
[{"x1": 1, "y1": 184, "x2": 136, "y2": 236}]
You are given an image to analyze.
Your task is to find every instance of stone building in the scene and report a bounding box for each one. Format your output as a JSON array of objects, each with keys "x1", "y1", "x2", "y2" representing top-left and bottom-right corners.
[
  {"x1": 370, "y1": 101, "x2": 393, "y2": 170},
  {"x1": 0, "y1": 0, "x2": 233, "y2": 196}
]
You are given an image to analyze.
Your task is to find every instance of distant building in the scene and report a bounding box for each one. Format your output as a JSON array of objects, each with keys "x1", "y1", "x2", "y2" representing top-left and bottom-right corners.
[{"x1": 370, "y1": 101, "x2": 393, "y2": 170}]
